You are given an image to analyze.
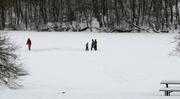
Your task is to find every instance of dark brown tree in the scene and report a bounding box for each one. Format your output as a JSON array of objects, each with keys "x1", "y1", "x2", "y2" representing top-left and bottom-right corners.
[{"x1": 0, "y1": 32, "x2": 29, "y2": 89}]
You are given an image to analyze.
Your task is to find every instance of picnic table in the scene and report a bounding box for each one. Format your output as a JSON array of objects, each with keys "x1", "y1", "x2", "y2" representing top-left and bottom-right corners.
[{"x1": 159, "y1": 80, "x2": 180, "y2": 96}]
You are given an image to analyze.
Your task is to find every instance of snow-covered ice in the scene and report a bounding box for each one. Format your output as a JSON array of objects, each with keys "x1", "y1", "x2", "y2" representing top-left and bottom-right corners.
[{"x1": 1, "y1": 31, "x2": 180, "y2": 99}]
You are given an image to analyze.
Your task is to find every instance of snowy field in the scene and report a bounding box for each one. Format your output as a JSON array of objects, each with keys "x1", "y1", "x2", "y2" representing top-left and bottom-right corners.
[{"x1": 1, "y1": 31, "x2": 180, "y2": 99}]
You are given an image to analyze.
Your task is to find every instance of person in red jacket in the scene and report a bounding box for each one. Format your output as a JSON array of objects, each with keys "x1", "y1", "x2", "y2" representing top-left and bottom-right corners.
[{"x1": 26, "y1": 38, "x2": 32, "y2": 51}]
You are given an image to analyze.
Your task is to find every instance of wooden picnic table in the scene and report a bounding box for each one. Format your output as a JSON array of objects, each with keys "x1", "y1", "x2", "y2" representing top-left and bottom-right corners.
[{"x1": 160, "y1": 80, "x2": 180, "y2": 96}]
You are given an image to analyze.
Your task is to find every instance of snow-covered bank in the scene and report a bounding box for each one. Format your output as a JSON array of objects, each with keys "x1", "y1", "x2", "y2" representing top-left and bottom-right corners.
[{"x1": 1, "y1": 31, "x2": 180, "y2": 99}]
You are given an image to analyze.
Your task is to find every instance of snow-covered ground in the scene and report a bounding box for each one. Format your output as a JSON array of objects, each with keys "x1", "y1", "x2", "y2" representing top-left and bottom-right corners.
[{"x1": 1, "y1": 31, "x2": 180, "y2": 99}]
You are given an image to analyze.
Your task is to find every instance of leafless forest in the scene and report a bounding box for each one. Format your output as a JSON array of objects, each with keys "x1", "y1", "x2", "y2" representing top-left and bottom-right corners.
[{"x1": 0, "y1": 0, "x2": 180, "y2": 32}]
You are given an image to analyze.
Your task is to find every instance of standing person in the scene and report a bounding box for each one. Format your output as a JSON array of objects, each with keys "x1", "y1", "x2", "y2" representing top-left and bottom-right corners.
[
  {"x1": 85, "y1": 42, "x2": 89, "y2": 51},
  {"x1": 94, "y1": 39, "x2": 97, "y2": 51},
  {"x1": 91, "y1": 39, "x2": 95, "y2": 50},
  {"x1": 26, "y1": 38, "x2": 32, "y2": 51}
]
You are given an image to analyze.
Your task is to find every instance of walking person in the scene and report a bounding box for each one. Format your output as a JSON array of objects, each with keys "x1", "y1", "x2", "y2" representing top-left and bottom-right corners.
[
  {"x1": 91, "y1": 39, "x2": 95, "y2": 50},
  {"x1": 94, "y1": 39, "x2": 97, "y2": 51},
  {"x1": 26, "y1": 38, "x2": 32, "y2": 51},
  {"x1": 85, "y1": 42, "x2": 89, "y2": 51}
]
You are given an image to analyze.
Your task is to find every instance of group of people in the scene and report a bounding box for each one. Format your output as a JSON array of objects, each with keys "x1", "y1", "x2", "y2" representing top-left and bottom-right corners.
[
  {"x1": 85, "y1": 39, "x2": 97, "y2": 51},
  {"x1": 26, "y1": 38, "x2": 98, "y2": 51}
]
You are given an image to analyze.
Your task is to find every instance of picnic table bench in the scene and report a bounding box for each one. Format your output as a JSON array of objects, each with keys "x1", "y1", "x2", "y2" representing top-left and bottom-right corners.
[{"x1": 159, "y1": 80, "x2": 180, "y2": 96}]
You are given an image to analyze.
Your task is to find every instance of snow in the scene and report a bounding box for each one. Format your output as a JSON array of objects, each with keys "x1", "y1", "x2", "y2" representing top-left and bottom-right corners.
[
  {"x1": 160, "y1": 87, "x2": 180, "y2": 91},
  {"x1": 1, "y1": 31, "x2": 180, "y2": 99},
  {"x1": 161, "y1": 80, "x2": 180, "y2": 84}
]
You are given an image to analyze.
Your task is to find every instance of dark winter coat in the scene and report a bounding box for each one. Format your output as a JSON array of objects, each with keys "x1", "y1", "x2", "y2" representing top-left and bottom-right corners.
[
  {"x1": 94, "y1": 39, "x2": 97, "y2": 50},
  {"x1": 92, "y1": 40, "x2": 95, "y2": 45}
]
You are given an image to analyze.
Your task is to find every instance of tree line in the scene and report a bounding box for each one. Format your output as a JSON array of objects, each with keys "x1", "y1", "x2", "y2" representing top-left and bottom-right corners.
[{"x1": 0, "y1": 0, "x2": 180, "y2": 32}]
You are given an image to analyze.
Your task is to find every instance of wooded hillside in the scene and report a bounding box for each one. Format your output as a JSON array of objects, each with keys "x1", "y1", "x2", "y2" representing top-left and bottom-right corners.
[{"x1": 0, "y1": 0, "x2": 180, "y2": 32}]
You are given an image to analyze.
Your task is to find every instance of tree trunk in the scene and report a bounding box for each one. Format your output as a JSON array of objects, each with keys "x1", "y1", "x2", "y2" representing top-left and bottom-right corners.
[{"x1": 0, "y1": 1, "x2": 5, "y2": 29}]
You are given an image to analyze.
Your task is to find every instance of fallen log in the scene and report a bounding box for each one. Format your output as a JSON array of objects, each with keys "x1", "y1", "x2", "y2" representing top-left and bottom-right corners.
[{"x1": 111, "y1": 29, "x2": 132, "y2": 33}]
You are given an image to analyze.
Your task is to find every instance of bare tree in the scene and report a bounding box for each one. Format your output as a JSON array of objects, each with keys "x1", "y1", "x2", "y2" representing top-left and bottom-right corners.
[
  {"x1": 1, "y1": 0, "x2": 180, "y2": 32},
  {"x1": 0, "y1": 0, "x2": 5, "y2": 29},
  {"x1": 0, "y1": 31, "x2": 29, "y2": 89},
  {"x1": 169, "y1": 35, "x2": 180, "y2": 56}
]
